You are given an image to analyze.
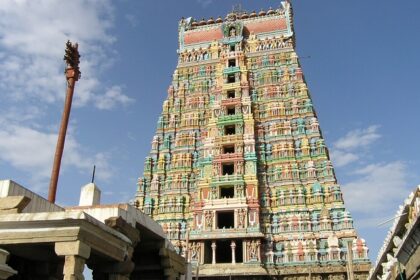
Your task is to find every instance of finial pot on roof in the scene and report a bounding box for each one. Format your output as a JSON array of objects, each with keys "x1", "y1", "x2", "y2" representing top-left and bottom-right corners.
[{"x1": 225, "y1": 12, "x2": 236, "y2": 21}]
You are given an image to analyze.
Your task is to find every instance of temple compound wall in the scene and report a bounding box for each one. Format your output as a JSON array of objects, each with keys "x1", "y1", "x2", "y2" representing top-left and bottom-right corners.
[
  {"x1": 135, "y1": 2, "x2": 371, "y2": 279},
  {"x1": 0, "y1": 180, "x2": 187, "y2": 280}
]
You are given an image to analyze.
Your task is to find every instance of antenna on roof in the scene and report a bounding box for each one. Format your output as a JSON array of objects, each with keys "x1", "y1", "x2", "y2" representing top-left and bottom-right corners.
[
  {"x1": 91, "y1": 165, "x2": 96, "y2": 183},
  {"x1": 376, "y1": 212, "x2": 407, "y2": 227},
  {"x1": 232, "y1": 4, "x2": 244, "y2": 14}
]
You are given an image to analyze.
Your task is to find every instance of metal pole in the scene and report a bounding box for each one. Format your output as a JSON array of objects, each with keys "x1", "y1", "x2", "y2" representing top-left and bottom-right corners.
[
  {"x1": 91, "y1": 165, "x2": 96, "y2": 183},
  {"x1": 48, "y1": 41, "x2": 80, "y2": 203}
]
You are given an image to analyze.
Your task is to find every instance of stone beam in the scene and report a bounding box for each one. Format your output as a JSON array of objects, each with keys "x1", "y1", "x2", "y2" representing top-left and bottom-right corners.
[
  {"x1": 105, "y1": 216, "x2": 140, "y2": 246},
  {"x1": 55, "y1": 241, "x2": 91, "y2": 259},
  {"x1": 0, "y1": 196, "x2": 31, "y2": 214}
]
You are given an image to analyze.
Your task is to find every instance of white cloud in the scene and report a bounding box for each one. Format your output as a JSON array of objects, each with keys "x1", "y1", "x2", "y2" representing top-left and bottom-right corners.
[
  {"x1": 197, "y1": 0, "x2": 213, "y2": 8},
  {"x1": 329, "y1": 149, "x2": 359, "y2": 167},
  {"x1": 0, "y1": 125, "x2": 56, "y2": 178},
  {"x1": 341, "y1": 161, "x2": 409, "y2": 215},
  {"x1": 0, "y1": 0, "x2": 133, "y2": 110},
  {"x1": 96, "y1": 85, "x2": 134, "y2": 110},
  {"x1": 334, "y1": 125, "x2": 381, "y2": 150},
  {"x1": 329, "y1": 125, "x2": 381, "y2": 167},
  {"x1": 0, "y1": 123, "x2": 112, "y2": 191}
]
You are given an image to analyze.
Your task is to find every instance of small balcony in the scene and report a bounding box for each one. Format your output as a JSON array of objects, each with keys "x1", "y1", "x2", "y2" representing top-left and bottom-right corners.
[
  {"x1": 223, "y1": 66, "x2": 240, "y2": 75},
  {"x1": 213, "y1": 153, "x2": 242, "y2": 162},
  {"x1": 223, "y1": 82, "x2": 241, "y2": 91},
  {"x1": 211, "y1": 174, "x2": 244, "y2": 184},
  {"x1": 217, "y1": 114, "x2": 242, "y2": 125}
]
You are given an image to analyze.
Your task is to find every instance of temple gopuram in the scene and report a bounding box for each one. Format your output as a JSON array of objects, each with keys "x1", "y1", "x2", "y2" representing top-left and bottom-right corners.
[{"x1": 135, "y1": 2, "x2": 371, "y2": 279}]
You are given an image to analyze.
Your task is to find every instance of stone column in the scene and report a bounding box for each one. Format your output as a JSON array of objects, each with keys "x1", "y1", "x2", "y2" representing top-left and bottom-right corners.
[
  {"x1": 211, "y1": 241, "x2": 216, "y2": 265},
  {"x1": 55, "y1": 241, "x2": 91, "y2": 280},
  {"x1": 0, "y1": 249, "x2": 17, "y2": 280},
  {"x1": 231, "y1": 241, "x2": 236, "y2": 264},
  {"x1": 90, "y1": 260, "x2": 134, "y2": 280},
  {"x1": 63, "y1": 256, "x2": 86, "y2": 280}
]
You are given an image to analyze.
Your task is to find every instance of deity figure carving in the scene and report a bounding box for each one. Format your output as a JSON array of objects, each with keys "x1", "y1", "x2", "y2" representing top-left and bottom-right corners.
[
  {"x1": 190, "y1": 242, "x2": 201, "y2": 261},
  {"x1": 238, "y1": 208, "x2": 246, "y2": 228},
  {"x1": 235, "y1": 185, "x2": 244, "y2": 197},
  {"x1": 229, "y1": 27, "x2": 236, "y2": 37},
  {"x1": 248, "y1": 240, "x2": 260, "y2": 260},
  {"x1": 245, "y1": 162, "x2": 254, "y2": 174},
  {"x1": 205, "y1": 211, "x2": 214, "y2": 229}
]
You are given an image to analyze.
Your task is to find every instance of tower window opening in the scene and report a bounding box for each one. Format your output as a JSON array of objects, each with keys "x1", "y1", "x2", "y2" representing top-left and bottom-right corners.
[
  {"x1": 230, "y1": 45, "x2": 235, "y2": 52},
  {"x1": 227, "y1": 90, "x2": 235, "y2": 99},
  {"x1": 225, "y1": 125, "x2": 236, "y2": 135},
  {"x1": 228, "y1": 59, "x2": 236, "y2": 67},
  {"x1": 204, "y1": 241, "x2": 212, "y2": 264},
  {"x1": 235, "y1": 240, "x2": 243, "y2": 263},
  {"x1": 217, "y1": 211, "x2": 234, "y2": 229},
  {"x1": 227, "y1": 74, "x2": 235, "y2": 83},
  {"x1": 216, "y1": 240, "x2": 231, "y2": 263},
  {"x1": 223, "y1": 145, "x2": 235, "y2": 154},
  {"x1": 222, "y1": 163, "x2": 234, "y2": 175},
  {"x1": 227, "y1": 106, "x2": 235, "y2": 115},
  {"x1": 220, "y1": 185, "x2": 234, "y2": 198}
]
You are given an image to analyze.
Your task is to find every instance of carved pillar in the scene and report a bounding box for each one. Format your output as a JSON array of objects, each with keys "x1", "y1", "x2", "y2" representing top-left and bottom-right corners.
[
  {"x1": 0, "y1": 249, "x2": 17, "y2": 280},
  {"x1": 231, "y1": 241, "x2": 236, "y2": 264},
  {"x1": 55, "y1": 241, "x2": 91, "y2": 280},
  {"x1": 211, "y1": 241, "x2": 216, "y2": 265}
]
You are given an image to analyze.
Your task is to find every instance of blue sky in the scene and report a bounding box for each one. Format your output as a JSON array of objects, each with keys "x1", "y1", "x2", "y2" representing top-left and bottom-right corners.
[{"x1": 0, "y1": 0, "x2": 419, "y2": 265}]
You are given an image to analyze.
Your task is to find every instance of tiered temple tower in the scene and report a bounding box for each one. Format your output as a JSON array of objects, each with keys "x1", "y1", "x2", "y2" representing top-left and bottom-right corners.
[{"x1": 135, "y1": 2, "x2": 371, "y2": 279}]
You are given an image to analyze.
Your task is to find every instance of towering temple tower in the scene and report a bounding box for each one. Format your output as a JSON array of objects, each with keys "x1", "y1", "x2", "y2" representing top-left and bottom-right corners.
[{"x1": 135, "y1": 3, "x2": 371, "y2": 279}]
